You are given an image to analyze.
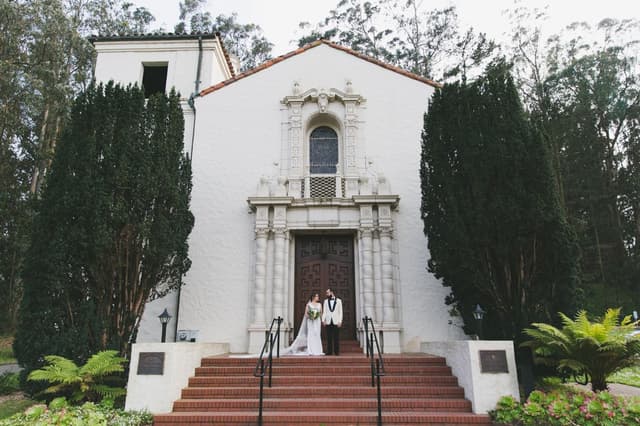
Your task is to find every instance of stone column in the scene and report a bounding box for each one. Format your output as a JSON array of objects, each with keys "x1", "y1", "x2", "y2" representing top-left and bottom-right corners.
[
  {"x1": 251, "y1": 228, "x2": 269, "y2": 325},
  {"x1": 372, "y1": 229, "x2": 383, "y2": 321},
  {"x1": 272, "y1": 229, "x2": 287, "y2": 320},
  {"x1": 359, "y1": 205, "x2": 375, "y2": 319},
  {"x1": 379, "y1": 228, "x2": 396, "y2": 323},
  {"x1": 377, "y1": 203, "x2": 401, "y2": 353},
  {"x1": 360, "y1": 229, "x2": 374, "y2": 318},
  {"x1": 248, "y1": 206, "x2": 270, "y2": 353}
]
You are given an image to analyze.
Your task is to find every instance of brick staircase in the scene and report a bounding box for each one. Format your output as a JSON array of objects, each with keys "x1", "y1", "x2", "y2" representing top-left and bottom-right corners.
[{"x1": 154, "y1": 341, "x2": 492, "y2": 425}]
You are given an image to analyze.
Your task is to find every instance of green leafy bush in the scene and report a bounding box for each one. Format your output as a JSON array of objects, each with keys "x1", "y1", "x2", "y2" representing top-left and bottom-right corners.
[
  {"x1": 492, "y1": 389, "x2": 640, "y2": 425},
  {"x1": 0, "y1": 373, "x2": 20, "y2": 395},
  {"x1": 523, "y1": 308, "x2": 640, "y2": 391},
  {"x1": 27, "y1": 350, "x2": 125, "y2": 403},
  {"x1": 0, "y1": 401, "x2": 153, "y2": 426},
  {"x1": 0, "y1": 399, "x2": 37, "y2": 420}
]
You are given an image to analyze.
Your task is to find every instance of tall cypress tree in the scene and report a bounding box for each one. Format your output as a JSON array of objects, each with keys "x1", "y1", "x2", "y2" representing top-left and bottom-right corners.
[
  {"x1": 14, "y1": 83, "x2": 194, "y2": 376},
  {"x1": 421, "y1": 61, "x2": 579, "y2": 341}
]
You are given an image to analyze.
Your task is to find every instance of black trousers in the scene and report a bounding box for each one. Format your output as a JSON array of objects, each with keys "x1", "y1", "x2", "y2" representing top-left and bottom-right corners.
[{"x1": 326, "y1": 323, "x2": 340, "y2": 355}]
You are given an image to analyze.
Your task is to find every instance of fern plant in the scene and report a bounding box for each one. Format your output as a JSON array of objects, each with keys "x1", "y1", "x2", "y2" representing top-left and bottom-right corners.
[
  {"x1": 523, "y1": 308, "x2": 640, "y2": 391},
  {"x1": 27, "y1": 350, "x2": 126, "y2": 403}
]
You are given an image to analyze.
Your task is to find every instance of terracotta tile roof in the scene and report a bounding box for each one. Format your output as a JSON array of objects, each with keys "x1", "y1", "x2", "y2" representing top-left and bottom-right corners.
[
  {"x1": 199, "y1": 39, "x2": 441, "y2": 96},
  {"x1": 89, "y1": 32, "x2": 219, "y2": 43},
  {"x1": 214, "y1": 32, "x2": 236, "y2": 78}
]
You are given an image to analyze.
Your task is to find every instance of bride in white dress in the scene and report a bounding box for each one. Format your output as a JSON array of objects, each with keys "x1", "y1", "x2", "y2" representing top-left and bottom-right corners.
[{"x1": 282, "y1": 293, "x2": 324, "y2": 356}]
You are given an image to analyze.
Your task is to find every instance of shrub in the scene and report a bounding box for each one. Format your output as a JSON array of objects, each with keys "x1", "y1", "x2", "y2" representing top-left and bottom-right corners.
[
  {"x1": 0, "y1": 401, "x2": 153, "y2": 426},
  {"x1": 491, "y1": 388, "x2": 640, "y2": 425},
  {"x1": 0, "y1": 373, "x2": 20, "y2": 395},
  {"x1": 522, "y1": 308, "x2": 640, "y2": 391},
  {"x1": 27, "y1": 350, "x2": 125, "y2": 403}
]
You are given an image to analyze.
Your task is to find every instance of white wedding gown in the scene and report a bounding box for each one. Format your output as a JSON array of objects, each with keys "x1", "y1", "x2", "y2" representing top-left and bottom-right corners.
[{"x1": 282, "y1": 302, "x2": 324, "y2": 356}]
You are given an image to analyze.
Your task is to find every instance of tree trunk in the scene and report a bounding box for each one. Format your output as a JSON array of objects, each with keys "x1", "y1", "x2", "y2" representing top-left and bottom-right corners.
[{"x1": 590, "y1": 374, "x2": 608, "y2": 392}]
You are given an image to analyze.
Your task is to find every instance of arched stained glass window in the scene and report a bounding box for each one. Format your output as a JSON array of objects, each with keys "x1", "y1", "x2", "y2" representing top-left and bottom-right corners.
[{"x1": 309, "y1": 126, "x2": 338, "y2": 174}]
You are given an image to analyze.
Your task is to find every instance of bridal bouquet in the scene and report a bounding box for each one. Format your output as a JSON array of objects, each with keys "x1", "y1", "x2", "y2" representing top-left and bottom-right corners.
[{"x1": 308, "y1": 308, "x2": 320, "y2": 320}]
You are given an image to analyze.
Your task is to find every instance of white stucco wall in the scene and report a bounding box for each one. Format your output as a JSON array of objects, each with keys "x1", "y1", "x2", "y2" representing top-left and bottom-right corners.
[
  {"x1": 93, "y1": 38, "x2": 230, "y2": 100},
  {"x1": 422, "y1": 340, "x2": 520, "y2": 413},
  {"x1": 171, "y1": 44, "x2": 466, "y2": 352}
]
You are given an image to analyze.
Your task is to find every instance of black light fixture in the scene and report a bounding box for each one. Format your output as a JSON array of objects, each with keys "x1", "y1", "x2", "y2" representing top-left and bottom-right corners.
[
  {"x1": 158, "y1": 308, "x2": 172, "y2": 343},
  {"x1": 472, "y1": 304, "x2": 486, "y2": 340}
]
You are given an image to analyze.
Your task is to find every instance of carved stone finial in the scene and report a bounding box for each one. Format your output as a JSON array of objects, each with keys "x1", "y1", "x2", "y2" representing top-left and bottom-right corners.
[
  {"x1": 360, "y1": 176, "x2": 372, "y2": 195},
  {"x1": 257, "y1": 176, "x2": 270, "y2": 196},
  {"x1": 292, "y1": 81, "x2": 300, "y2": 95},
  {"x1": 377, "y1": 173, "x2": 390, "y2": 195},
  {"x1": 274, "y1": 176, "x2": 287, "y2": 196},
  {"x1": 345, "y1": 79, "x2": 353, "y2": 94}
]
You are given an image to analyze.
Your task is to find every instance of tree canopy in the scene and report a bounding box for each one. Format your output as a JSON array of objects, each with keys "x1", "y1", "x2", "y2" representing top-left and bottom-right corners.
[
  {"x1": 174, "y1": 0, "x2": 273, "y2": 71},
  {"x1": 14, "y1": 83, "x2": 194, "y2": 376},
  {"x1": 421, "y1": 61, "x2": 579, "y2": 340},
  {"x1": 0, "y1": 0, "x2": 156, "y2": 334}
]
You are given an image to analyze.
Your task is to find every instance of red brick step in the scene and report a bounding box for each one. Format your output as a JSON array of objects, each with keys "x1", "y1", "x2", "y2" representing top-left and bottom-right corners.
[
  {"x1": 172, "y1": 397, "x2": 472, "y2": 412},
  {"x1": 154, "y1": 341, "x2": 491, "y2": 425},
  {"x1": 154, "y1": 410, "x2": 492, "y2": 425}
]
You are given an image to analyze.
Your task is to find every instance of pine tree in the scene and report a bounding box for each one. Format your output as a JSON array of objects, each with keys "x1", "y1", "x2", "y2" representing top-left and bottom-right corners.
[
  {"x1": 14, "y1": 83, "x2": 194, "y2": 378},
  {"x1": 421, "y1": 61, "x2": 579, "y2": 341}
]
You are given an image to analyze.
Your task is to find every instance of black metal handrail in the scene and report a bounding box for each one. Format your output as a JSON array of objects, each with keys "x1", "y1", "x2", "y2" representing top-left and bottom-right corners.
[
  {"x1": 253, "y1": 316, "x2": 283, "y2": 426},
  {"x1": 363, "y1": 316, "x2": 385, "y2": 426}
]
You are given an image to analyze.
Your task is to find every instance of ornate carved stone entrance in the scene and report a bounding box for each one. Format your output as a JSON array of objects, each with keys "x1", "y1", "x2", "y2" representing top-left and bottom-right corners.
[
  {"x1": 294, "y1": 234, "x2": 356, "y2": 340},
  {"x1": 246, "y1": 81, "x2": 404, "y2": 354}
]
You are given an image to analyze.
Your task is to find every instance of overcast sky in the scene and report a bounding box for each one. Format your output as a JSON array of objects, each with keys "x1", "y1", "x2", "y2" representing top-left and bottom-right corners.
[{"x1": 131, "y1": 0, "x2": 640, "y2": 56}]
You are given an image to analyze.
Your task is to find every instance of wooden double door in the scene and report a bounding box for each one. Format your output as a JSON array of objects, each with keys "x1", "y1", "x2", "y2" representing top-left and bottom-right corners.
[{"x1": 294, "y1": 234, "x2": 356, "y2": 340}]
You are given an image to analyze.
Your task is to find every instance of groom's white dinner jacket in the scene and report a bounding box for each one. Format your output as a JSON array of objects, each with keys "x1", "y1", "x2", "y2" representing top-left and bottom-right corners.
[{"x1": 322, "y1": 297, "x2": 343, "y2": 326}]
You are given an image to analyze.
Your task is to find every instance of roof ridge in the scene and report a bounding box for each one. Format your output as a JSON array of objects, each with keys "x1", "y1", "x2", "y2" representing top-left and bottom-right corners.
[
  {"x1": 89, "y1": 32, "x2": 219, "y2": 43},
  {"x1": 199, "y1": 39, "x2": 440, "y2": 97}
]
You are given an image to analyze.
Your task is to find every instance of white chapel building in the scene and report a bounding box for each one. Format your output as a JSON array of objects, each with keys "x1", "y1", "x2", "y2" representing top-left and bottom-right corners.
[{"x1": 92, "y1": 33, "x2": 469, "y2": 355}]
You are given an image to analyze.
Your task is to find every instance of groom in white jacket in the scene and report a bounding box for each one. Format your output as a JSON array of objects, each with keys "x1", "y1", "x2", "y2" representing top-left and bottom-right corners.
[{"x1": 322, "y1": 288, "x2": 343, "y2": 355}]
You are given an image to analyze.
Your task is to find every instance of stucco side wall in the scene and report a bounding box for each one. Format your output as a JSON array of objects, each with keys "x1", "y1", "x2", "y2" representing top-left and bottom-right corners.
[{"x1": 174, "y1": 44, "x2": 465, "y2": 352}]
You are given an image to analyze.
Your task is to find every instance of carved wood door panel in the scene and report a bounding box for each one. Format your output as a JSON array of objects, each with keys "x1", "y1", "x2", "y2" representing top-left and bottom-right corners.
[{"x1": 294, "y1": 235, "x2": 356, "y2": 340}]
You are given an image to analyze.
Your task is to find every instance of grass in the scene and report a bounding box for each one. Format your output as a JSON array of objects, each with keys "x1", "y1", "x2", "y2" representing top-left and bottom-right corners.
[
  {"x1": 609, "y1": 365, "x2": 640, "y2": 388},
  {"x1": 533, "y1": 365, "x2": 640, "y2": 393},
  {"x1": 0, "y1": 337, "x2": 15, "y2": 366},
  {"x1": 0, "y1": 398, "x2": 37, "y2": 420}
]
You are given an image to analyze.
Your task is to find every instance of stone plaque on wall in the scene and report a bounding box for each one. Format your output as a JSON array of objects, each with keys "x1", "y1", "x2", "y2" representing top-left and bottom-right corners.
[
  {"x1": 479, "y1": 350, "x2": 508, "y2": 373},
  {"x1": 137, "y1": 352, "x2": 165, "y2": 375}
]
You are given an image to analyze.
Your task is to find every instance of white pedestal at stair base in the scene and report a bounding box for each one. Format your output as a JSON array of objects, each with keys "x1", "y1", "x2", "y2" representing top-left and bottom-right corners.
[
  {"x1": 421, "y1": 340, "x2": 520, "y2": 414},
  {"x1": 125, "y1": 342, "x2": 229, "y2": 414}
]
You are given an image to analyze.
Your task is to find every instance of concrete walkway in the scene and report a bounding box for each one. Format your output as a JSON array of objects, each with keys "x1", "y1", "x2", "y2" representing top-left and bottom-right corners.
[
  {"x1": 570, "y1": 382, "x2": 640, "y2": 397},
  {"x1": 0, "y1": 363, "x2": 20, "y2": 375}
]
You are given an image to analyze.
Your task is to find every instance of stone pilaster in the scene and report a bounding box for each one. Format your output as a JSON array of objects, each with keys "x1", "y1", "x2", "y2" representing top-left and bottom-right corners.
[
  {"x1": 372, "y1": 229, "x2": 383, "y2": 321},
  {"x1": 272, "y1": 205, "x2": 288, "y2": 321},
  {"x1": 378, "y1": 202, "x2": 401, "y2": 353},
  {"x1": 379, "y1": 228, "x2": 396, "y2": 324},
  {"x1": 248, "y1": 203, "x2": 270, "y2": 353},
  {"x1": 359, "y1": 204, "x2": 375, "y2": 318}
]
